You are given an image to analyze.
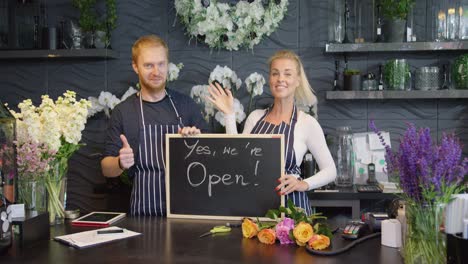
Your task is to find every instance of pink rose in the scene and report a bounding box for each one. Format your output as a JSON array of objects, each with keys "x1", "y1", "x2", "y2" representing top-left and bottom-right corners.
[{"x1": 275, "y1": 217, "x2": 295, "y2": 244}]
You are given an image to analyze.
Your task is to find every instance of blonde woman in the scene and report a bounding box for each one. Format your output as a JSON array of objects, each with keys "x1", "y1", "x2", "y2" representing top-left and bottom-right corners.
[{"x1": 208, "y1": 50, "x2": 336, "y2": 215}]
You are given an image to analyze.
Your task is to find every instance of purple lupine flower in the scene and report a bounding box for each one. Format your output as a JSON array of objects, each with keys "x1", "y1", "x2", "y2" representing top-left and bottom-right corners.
[{"x1": 369, "y1": 121, "x2": 467, "y2": 202}]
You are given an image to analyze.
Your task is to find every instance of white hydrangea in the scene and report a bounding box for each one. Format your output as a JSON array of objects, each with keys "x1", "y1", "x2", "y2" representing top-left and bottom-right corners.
[
  {"x1": 245, "y1": 72, "x2": 265, "y2": 97},
  {"x1": 190, "y1": 84, "x2": 214, "y2": 123},
  {"x1": 209, "y1": 65, "x2": 242, "y2": 91},
  {"x1": 168, "y1": 63, "x2": 184, "y2": 82},
  {"x1": 174, "y1": 0, "x2": 289, "y2": 51}
]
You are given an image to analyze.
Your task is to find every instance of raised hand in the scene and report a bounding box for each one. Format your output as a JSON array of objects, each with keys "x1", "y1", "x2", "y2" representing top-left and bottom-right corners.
[
  {"x1": 207, "y1": 81, "x2": 234, "y2": 115},
  {"x1": 119, "y1": 134, "x2": 134, "y2": 169}
]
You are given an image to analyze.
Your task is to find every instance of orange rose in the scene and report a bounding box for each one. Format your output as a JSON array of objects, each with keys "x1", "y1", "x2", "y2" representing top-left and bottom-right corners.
[
  {"x1": 308, "y1": 234, "x2": 330, "y2": 250},
  {"x1": 242, "y1": 218, "x2": 259, "y2": 238},
  {"x1": 293, "y1": 222, "x2": 314, "y2": 246},
  {"x1": 257, "y1": 228, "x2": 276, "y2": 245}
]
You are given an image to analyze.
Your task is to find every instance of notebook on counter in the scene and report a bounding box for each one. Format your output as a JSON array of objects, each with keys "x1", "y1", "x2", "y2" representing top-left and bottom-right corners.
[
  {"x1": 54, "y1": 226, "x2": 141, "y2": 249},
  {"x1": 71, "y1": 211, "x2": 126, "y2": 227}
]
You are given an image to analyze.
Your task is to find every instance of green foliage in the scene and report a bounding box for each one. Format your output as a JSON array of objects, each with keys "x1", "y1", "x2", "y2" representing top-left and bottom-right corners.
[
  {"x1": 383, "y1": 59, "x2": 410, "y2": 90},
  {"x1": 452, "y1": 54, "x2": 468, "y2": 89},
  {"x1": 72, "y1": 0, "x2": 117, "y2": 36},
  {"x1": 379, "y1": 0, "x2": 415, "y2": 20},
  {"x1": 72, "y1": 0, "x2": 98, "y2": 32}
]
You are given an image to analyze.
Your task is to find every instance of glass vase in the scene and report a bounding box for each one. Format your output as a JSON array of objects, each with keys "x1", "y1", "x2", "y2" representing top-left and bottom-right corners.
[
  {"x1": 384, "y1": 59, "x2": 411, "y2": 90},
  {"x1": 17, "y1": 179, "x2": 46, "y2": 212},
  {"x1": 45, "y1": 162, "x2": 67, "y2": 225},
  {"x1": 403, "y1": 202, "x2": 446, "y2": 264}
]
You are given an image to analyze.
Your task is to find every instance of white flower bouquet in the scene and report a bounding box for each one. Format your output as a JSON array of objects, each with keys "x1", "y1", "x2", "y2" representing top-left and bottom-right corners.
[
  {"x1": 175, "y1": 0, "x2": 289, "y2": 50},
  {"x1": 10, "y1": 91, "x2": 91, "y2": 224}
]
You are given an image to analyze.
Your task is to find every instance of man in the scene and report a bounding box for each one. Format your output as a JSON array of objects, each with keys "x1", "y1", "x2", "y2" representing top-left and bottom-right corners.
[{"x1": 101, "y1": 35, "x2": 208, "y2": 216}]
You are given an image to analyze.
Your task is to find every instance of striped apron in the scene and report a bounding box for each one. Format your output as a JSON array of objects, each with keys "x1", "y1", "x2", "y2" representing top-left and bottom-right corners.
[
  {"x1": 250, "y1": 105, "x2": 312, "y2": 215},
  {"x1": 130, "y1": 92, "x2": 184, "y2": 216}
]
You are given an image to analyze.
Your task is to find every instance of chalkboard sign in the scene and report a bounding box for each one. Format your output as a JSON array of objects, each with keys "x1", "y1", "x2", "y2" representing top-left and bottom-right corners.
[{"x1": 166, "y1": 134, "x2": 284, "y2": 220}]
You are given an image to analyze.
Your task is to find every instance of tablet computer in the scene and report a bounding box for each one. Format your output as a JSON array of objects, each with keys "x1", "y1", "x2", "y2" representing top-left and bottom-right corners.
[{"x1": 71, "y1": 212, "x2": 126, "y2": 227}]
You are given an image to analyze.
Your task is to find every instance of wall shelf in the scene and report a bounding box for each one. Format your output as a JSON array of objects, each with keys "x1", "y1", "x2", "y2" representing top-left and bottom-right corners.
[
  {"x1": 325, "y1": 41, "x2": 468, "y2": 53},
  {"x1": 326, "y1": 90, "x2": 468, "y2": 100},
  {"x1": 0, "y1": 49, "x2": 119, "y2": 59}
]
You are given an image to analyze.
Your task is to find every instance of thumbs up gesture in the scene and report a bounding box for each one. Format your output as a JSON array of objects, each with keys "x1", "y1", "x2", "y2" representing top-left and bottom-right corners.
[{"x1": 119, "y1": 134, "x2": 134, "y2": 170}]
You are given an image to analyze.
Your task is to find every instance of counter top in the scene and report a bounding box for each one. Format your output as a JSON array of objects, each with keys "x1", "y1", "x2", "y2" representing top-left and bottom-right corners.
[{"x1": 3, "y1": 217, "x2": 403, "y2": 264}]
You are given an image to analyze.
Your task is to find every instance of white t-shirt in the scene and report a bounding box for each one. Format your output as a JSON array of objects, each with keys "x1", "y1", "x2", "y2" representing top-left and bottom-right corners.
[{"x1": 225, "y1": 109, "x2": 336, "y2": 191}]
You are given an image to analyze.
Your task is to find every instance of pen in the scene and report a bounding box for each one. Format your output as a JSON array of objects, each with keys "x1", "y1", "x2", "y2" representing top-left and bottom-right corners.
[{"x1": 97, "y1": 229, "x2": 124, "y2": 234}]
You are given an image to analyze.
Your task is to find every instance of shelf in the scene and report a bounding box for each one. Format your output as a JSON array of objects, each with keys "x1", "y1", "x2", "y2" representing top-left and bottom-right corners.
[
  {"x1": 326, "y1": 90, "x2": 468, "y2": 100},
  {"x1": 0, "y1": 49, "x2": 119, "y2": 59},
  {"x1": 325, "y1": 41, "x2": 468, "y2": 53}
]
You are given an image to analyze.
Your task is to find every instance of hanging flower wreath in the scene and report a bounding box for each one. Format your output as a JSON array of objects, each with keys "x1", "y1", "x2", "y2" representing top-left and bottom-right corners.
[{"x1": 175, "y1": 0, "x2": 289, "y2": 51}]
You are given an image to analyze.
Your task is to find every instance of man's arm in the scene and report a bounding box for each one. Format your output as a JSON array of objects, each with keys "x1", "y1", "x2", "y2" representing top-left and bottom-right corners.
[
  {"x1": 101, "y1": 134, "x2": 134, "y2": 177},
  {"x1": 101, "y1": 156, "x2": 124, "y2": 177}
]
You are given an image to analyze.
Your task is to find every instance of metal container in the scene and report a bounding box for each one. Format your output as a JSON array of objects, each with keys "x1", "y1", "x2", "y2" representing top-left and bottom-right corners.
[{"x1": 415, "y1": 66, "x2": 440, "y2": 91}]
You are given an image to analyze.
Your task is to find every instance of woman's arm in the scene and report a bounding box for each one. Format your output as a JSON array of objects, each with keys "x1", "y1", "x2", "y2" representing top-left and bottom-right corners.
[{"x1": 301, "y1": 115, "x2": 337, "y2": 191}]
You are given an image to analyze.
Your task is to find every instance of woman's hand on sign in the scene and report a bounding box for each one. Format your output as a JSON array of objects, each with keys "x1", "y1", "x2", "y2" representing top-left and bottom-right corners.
[
  {"x1": 119, "y1": 134, "x2": 134, "y2": 170},
  {"x1": 179, "y1": 126, "x2": 201, "y2": 136},
  {"x1": 275, "y1": 174, "x2": 308, "y2": 195}
]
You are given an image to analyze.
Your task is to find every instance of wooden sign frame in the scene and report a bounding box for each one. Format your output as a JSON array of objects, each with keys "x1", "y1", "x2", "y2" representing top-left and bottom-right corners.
[{"x1": 165, "y1": 134, "x2": 285, "y2": 220}]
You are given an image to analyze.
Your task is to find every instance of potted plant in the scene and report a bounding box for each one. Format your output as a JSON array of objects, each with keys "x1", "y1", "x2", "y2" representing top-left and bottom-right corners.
[
  {"x1": 72, "y1": 0, "x2": 117, "y2": 49},
  {"x1": 452, "y1": 54, "x2": 468, "y2": 90},
  {"x1": 343, "y1": 69, "x2": 361, "y2": 90},
  {"x1": 379, "y1": 0, "x2": 415, "y2": 42},
  {"x1": 95, "y1": 0, "x2": 117, "y2": 48},
  {"x1": 384, "y1": 59, "x2": 411, "y2": 90}
]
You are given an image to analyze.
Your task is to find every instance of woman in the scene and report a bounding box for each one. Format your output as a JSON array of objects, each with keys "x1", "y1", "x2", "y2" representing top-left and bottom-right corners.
[{"x1": 208, "y1": 50, "x2": 336, "y2": 215}]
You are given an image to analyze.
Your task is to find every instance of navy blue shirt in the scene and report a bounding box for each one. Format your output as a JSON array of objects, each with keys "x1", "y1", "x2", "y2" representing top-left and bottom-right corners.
[{"x1": 103, "y1": 89, "x2": 209, "y2": 178}]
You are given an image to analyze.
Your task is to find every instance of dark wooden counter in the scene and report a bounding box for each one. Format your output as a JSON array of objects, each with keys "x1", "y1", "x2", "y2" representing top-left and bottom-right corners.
[{"x1": 3, "y1": 217, "x2": 403, "y2": 264}]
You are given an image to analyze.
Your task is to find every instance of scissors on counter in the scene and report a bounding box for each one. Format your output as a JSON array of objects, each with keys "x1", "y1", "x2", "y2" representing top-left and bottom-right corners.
[{"x1": 199, "y1": 225, "x2": 232, "y2": 238}]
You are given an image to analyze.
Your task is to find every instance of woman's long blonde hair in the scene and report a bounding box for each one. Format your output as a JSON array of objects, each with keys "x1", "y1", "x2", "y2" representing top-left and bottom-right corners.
[{"x1": 268, "y1": 50, "x2": 317, "y2": 107}]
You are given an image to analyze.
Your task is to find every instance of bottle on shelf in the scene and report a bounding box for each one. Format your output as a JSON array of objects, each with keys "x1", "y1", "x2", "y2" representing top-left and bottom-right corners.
[
  {"x1": 375, "y1": 4, "x2": 384, "y2": 43},
  {"x1": 378, "y1": 64, "x2": 384, "y2": 90},
  {"x1": 343, "y1": 0, "x2": 351, "y2": 43},
  {"x1": 440, "y1": 64, "x2": 451, "y2": 90},
  {"x1": 33, "y1": 15, "x2": 40, "y2": 49},
  {"x1": 334, "y1": 60, "x2": 340, "y2": 90}
]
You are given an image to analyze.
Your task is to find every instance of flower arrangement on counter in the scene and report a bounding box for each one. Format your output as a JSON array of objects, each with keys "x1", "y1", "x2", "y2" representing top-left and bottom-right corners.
[
  {"x1": 10, "y1": 91, "x2": 91, "y2": 224},
  {"x1": 87, "y1": 62, "x2": 183, "y2": 118},
  {"x1": 190, "y1": 65, "x2": 265, "y2": 128},
  {"x1": 174, "y1": 0, "x2": 289, "y2": 51},
  {"x1": 241, "y1": 200, "x2": 332, "y2": 250},
  {"x1": 370, "y1": 121, "x2": 467, "y2": 264}
]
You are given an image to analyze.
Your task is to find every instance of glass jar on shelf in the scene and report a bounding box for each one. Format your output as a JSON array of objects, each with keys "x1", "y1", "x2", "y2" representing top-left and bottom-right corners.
[
  {"x1": 328, "y1": 0, "x2": 345, "y2": 43},
  {"x1": 384, "y1": 59, "x2": 412, "y2": 90},
  {"x1": 415, "y1": 66, "x2": 440, "y2": 91},
  {"x1": 362, "y1": 73, "x2": 377, "y2": 91},
  {"x1": 460, "y1": 0, "x2": 468, "y2": 39}
]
